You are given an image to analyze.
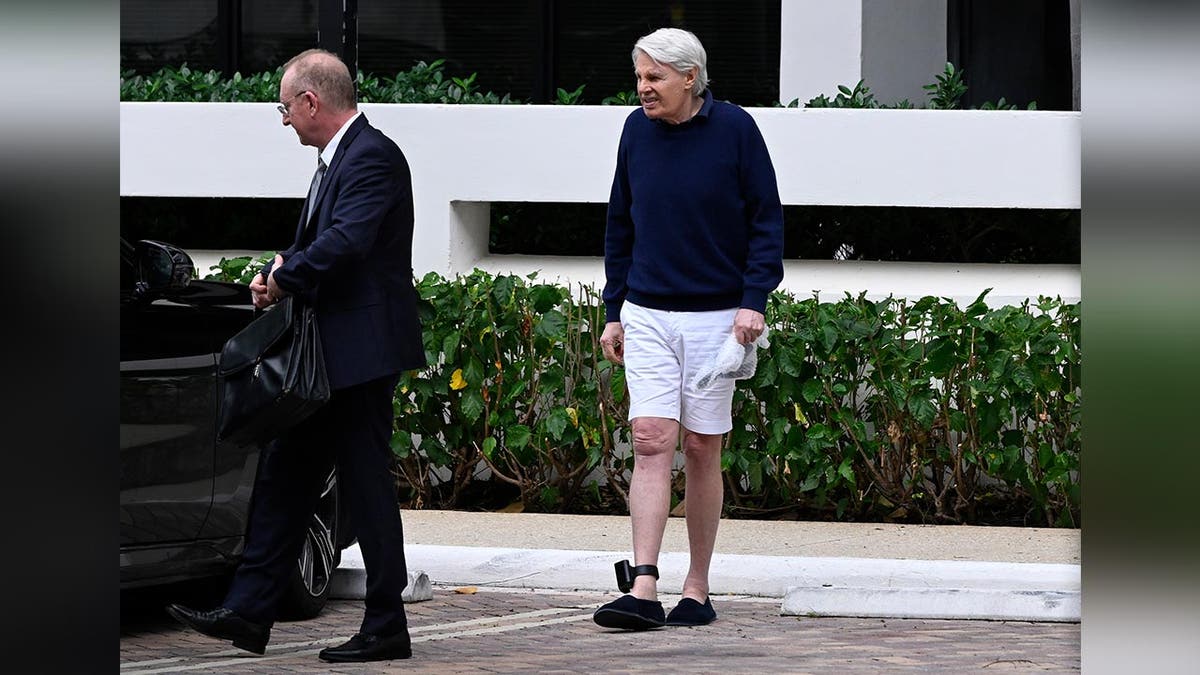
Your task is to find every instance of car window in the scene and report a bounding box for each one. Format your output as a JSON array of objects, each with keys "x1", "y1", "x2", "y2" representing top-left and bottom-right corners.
[{"x1": 120, "y1": 238, "x2": 136, "y2": 292}]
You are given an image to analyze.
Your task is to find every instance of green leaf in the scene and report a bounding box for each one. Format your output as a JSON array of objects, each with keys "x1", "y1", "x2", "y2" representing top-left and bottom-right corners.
[
  {"x1": 925, "y1": 338, "x2": 958, "y2": 376},
  {"x1": 482, "y1": 436, "x2": 497, "y2": 459},
  {"x1": 1037, "y1": 443, "x2": 1054, "y2": 470},
  {"x1": 390, "y1": 430, "x2": 412, "y2": 457},
  {"x1": 460, "y1": 391, "x2": 484, "y2": 422},
  {"x1": 535, "y1": 310, "x2": 567, "y2": 340},
  {"x1": 540, "y1": 486, "x2": 561, "y2": 509},
  {"x1": 1012, "y1": 365, "x2": 1035, "y2": 393},
  {"x1": 907, "y1": 396, "x2": 937, "y2": 427},
  {"x1": 987, "y1": 350, "x2": 1013, "y2": 377},
  {"x1": 776, "y1": 348, "x2": 801, "y2": 377},
  {"x1": 490, "y1": 275, "x2": 515, "y2": 304},
  {"x1": 530, "y1": 285, "x2": 563, "y2": 314},
  {"x1": 507, "y1": 424, "x2": 532, "y2": 449},
  {"x1": 801, "y1": 379, "x2": 824, "y2": 403},
  {"x1": 610, "y1": 367, "x2": 627, "y2": 402},
  {"x1": 546, "y1": 408, "x2": 571, "y2": 440},
  {"x1": 799, "y1": 474, "x2": 820, "y2": 492},
  {"x1": 465, "y1": 356, "x2": 485, "y2": 386},
  {"x1": 441, "y1": 331, "x2": 461, "y2": 359},
  {"x1": 837, "y1": 457, "x2": 855, "y2": 484},
  {"x1": 820, "y1": 323, "x2": 838, "y2": 353}
]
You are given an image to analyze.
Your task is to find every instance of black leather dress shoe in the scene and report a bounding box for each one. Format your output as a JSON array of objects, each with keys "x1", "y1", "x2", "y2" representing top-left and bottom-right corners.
[
  {"x1": 165, "y1": 604, "x2": 270, "y2": 655},
  {"x1": 319, "y1": 631, "x2": 413, "y2": 663}
]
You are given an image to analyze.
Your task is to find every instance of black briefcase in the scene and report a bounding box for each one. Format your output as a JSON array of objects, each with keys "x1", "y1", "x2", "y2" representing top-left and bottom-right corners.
[{"x1": 217, "y1": 296, "x2": 330, "y2": 446}]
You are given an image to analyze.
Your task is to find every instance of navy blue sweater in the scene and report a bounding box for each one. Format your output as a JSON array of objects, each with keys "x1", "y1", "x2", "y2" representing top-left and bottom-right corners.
[{"x1": 603, "y1": 90, "x2": 784, "y2": 323}]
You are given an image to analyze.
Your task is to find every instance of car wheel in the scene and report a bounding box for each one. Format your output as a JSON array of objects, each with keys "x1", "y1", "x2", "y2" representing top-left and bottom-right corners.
[{"x1": 278, "y1": 468, "x2": 340, "y2": 620}]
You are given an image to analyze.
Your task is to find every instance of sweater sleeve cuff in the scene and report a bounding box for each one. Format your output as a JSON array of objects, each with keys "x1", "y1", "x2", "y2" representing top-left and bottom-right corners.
[
  {"x1": 605, "y1": 302, "x2": 622, "y2": 323},
  {"x1": 740, "y1": 288, "x2": 769, "y2": 314}
]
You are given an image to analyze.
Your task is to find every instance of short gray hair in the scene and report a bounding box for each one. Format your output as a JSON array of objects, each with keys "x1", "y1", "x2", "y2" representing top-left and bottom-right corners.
[
  {"x1": 282, "y1": 49, "x2": 357, "y2": 112},
  {"x1": 632, "y1": 28, "x2": 709, "y2": 95}
]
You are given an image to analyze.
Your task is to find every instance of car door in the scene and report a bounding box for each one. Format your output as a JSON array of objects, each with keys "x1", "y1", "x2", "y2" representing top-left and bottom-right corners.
[{"x1": 120, "y1": 240, "x2": 217, "y2": 546}]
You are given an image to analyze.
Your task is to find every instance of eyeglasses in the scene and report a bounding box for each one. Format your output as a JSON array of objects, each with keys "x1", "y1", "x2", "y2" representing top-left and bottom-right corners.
[{"x1": 276, "y1": 91, "x2": 309, "y2": 116}]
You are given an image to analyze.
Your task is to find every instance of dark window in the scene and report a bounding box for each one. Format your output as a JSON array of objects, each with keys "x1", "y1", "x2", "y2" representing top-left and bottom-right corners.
[
  {"x1": 948, "y1": 0, "x2": 1074, "y2": 110},
  {"x1": 121, "y1": 197, "x2": 303, "y2": 252},
  {"x1": 239, "y1": 1, "x2": 319, "y2": 74},
  {"x1": 489, "y1": 203, "x2": 1080, "y2": 265},
  {"x1": 554, "y1": 1, "x2": 781, "y2": 106},
  {"x1": 490, "y1": 203, "x2": 608, "y2": 256},
  {"x1": 121, "y1": 1, "x2": 221, "y2": 73},
  {"x1": 781, "y1": 206, "x2": 1080, "y2": 264},
  {"x1": 358, "y1": 1, "x2": 538, "y2": 99},
  {"x1": 123, "y1": 1, "x2": 781, "y2": 106}
]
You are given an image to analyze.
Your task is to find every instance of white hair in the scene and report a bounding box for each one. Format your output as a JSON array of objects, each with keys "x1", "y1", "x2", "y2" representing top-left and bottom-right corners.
[{"x1": 632, "y1": 27, "x2": 709, "y2": 95}]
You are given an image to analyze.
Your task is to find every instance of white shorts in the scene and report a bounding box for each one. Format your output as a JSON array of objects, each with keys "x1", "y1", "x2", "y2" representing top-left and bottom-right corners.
[{"x1": 620, "y1": 301, "x2": 739, "y2": 435}]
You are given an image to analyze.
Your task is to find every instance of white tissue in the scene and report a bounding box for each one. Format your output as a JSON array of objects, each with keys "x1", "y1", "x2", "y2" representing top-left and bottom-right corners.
[{"x1": 692, "y1": 326, "x2": 770, "y2": 389}]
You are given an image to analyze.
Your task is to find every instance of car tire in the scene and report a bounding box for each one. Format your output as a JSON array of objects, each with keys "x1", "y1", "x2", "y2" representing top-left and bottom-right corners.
[{"x1": 277, "y1": 468, "x2": 340, "y2": 620}]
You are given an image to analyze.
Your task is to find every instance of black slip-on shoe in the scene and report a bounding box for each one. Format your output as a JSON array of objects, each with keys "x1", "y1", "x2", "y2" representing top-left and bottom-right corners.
[
  {"x1": 665, "y1": 597, "x2": 717, "y2": 626},
  {"x1": 593, "y1": 594, "x2": 666, "y2": 631},
  {"x1": 165, "y1": 604, "x2": 270, "y2": 655},
  {"x1": 318, "y1": 631, "x2": 413, "y2": 663}
]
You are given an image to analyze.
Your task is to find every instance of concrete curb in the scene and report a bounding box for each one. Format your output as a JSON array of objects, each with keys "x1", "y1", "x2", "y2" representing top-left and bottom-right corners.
[
  {"x1": 781, "y1": 586, "x2": 1079, "y2": 622},
  {"x1": 332, "y1": 543, "x2": 1080, "y2": 622}
]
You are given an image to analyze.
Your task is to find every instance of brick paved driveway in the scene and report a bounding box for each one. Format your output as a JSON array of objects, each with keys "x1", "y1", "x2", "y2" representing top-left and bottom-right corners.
[{"x1": 121, "y1": 587, "x2": 1080, "y2": 673}]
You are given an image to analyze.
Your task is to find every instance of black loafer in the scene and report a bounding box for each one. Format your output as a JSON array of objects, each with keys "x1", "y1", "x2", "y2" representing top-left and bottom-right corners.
[
  {"x1": 666, "y1": 597, "x2": 717, "y2": 626},
  {"x1": 593, "y1": 594, "x2": 666, "y2": 631},
  {"x1": 318, "y1": 631, "x2": 413, "y2": 663},
  {"x1": 165, "y1": 604, "x2": 270, "y2": 655}
]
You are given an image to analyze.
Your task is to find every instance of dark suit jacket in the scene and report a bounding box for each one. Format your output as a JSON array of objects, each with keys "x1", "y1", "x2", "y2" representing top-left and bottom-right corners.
[{"x1": 269, "y1": 114, "x2": 425, "y2": 390}]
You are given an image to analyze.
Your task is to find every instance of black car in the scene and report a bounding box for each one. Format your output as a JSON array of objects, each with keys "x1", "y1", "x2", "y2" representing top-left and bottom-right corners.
[{"x1": 120, "y1": 238, "x2": 351, "y2": 618}]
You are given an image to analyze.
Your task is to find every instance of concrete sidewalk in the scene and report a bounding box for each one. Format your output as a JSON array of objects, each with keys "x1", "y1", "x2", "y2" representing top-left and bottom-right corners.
[{"x1": 333, "y1": 510, "x2": 1081, "y2": 622}]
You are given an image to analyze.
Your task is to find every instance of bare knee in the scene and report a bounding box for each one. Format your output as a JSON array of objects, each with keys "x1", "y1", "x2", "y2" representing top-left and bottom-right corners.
[
  {"x1": 632, "y1": 418, "x2": 678, "y2": 460},
  {"x1": 681, "y1": 431, "x2": 722, "y2": 468}
]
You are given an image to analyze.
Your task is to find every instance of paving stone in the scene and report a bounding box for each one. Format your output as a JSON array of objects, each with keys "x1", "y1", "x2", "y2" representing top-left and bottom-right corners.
[{"x1": 121, "y1": 587, "x2": 1080, "y2": 673}]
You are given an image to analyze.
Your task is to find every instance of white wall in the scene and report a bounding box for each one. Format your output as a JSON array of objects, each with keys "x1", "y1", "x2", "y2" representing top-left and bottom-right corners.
[
  {"x1": 779, "y1": 0, "x2": 863, "y2": 106},
  {"x1": 120, "y1": 102, "x2": 1081, "y2": 305},
  {"x1": 861, "y1": 0, "x2": 947, "y2": 105},
  {"x1": 780, "y1": 0, "x2": 947, "y2": 107}
]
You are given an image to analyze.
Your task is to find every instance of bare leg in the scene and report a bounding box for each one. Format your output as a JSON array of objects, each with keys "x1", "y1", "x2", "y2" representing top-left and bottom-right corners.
[
  {"x1": 627, "y1": 416, "x2": 679, "y2": 601},
  {"x1": 680, "y1": 429, "x2": 724, "y2": 601}
]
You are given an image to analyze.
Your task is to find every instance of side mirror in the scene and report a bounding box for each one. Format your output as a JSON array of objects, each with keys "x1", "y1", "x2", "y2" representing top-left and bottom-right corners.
[{"x1": 135, "y1": 240, "x2": 195, "y2": 294}]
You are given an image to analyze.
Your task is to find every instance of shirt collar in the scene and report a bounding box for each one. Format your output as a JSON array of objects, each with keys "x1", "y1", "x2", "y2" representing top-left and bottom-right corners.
[{"x1": 319, "y1": 111, "x2": 361, "y2": 167}]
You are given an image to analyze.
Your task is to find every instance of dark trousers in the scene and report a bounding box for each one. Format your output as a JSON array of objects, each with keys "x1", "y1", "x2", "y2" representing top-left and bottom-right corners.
[{"x1": 223, "y1": 374, "x2": 408, "y2": 636}]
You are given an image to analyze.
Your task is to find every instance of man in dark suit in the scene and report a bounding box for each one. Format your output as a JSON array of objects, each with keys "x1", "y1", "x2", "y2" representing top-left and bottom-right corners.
[{"x1": 167, "y1": 49, "x2": 424, "y2": 664}]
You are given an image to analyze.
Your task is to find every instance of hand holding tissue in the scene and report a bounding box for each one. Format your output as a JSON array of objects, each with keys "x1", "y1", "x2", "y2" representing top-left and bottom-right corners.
[{"x1": 692, "y1": 326, "x2": 770, "y2": 389}]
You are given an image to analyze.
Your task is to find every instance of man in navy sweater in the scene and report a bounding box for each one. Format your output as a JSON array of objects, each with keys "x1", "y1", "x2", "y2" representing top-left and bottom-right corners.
[{"x1": 594, "y1": 27, "x2": 784, "y2": 631}]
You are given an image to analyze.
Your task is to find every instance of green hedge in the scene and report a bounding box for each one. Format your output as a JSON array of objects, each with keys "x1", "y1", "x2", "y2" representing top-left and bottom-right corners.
[
  {"x1": 206, "y1": 260, "x2": 1079, "y2": 525},
  {"x1": 122, "y1": 61, "x2": 1025, "y2": 110},
  {"x1": 119, "y1": 60, "x2": 619, "y2": 105},
  {"x1": 729, "y1": 288, "x2": 1078, "y2": 526},
  {"x1": 120, "y1": 60, "x2": 515, "y2": 104},
  {"x1": 377, "y1": 270, "x2": 1078, "y2": 526}
]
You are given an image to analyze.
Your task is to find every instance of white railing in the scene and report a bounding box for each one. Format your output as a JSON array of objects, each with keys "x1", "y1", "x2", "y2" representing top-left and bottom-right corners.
[{"x1": 120, "y1": 102, "x2": 1080, "y2": 305}]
